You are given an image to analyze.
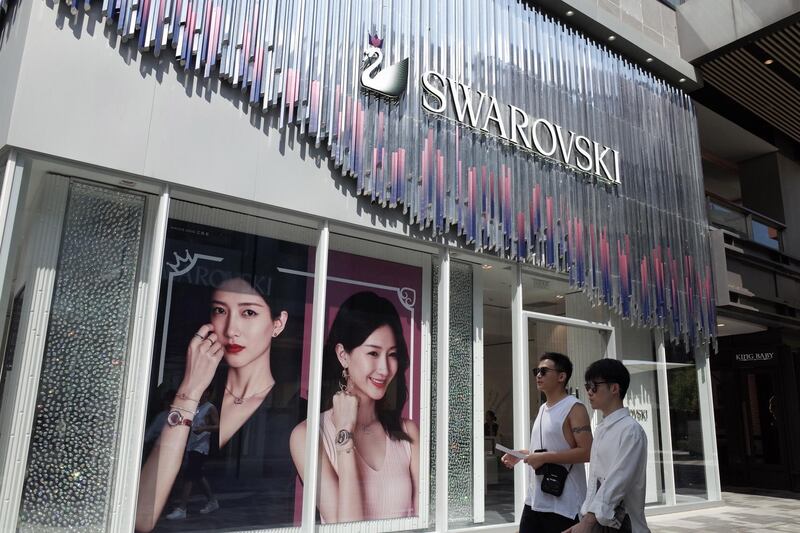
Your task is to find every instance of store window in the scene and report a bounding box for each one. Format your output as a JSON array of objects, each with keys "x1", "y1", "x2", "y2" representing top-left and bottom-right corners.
[
  {"x1": 459, "y1": 269, "x2": 618, "y2": 529},
  {"x1": 308, "y1": 231, "x2": 431, "y2": 531},
  {"x1": 618, "y1": 328, "x2": 667, "y2": 507},
  {"x1": 7, "y1": 177, "x2": 149, "y2": 531},
  {"x1": 446, "y1": 261, "x2": 475, "y2": 527},
  {"x1": 522, "y1": 275, "x2": 571, "y2": 317},
  {"x1": 134, "y1": 200, "x2": 318, "y2": 532},
  {"x1": 481, "y1": 263, "x2": 515, "y2": 526},
  {"x1": 751, "y1": 219, "x2": 781, "y2": 250},
  {"x1": 666, "y1": 342, "x2": 708, "y2": 502}
]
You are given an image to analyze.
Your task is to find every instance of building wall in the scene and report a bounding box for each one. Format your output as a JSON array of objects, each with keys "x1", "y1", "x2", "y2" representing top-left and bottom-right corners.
[
  {"x1": 3, "y1": 0, "x2": 706, "y2": 238},
  {"x1": 687, "y1": 0, "x2": 800, "y2": 492},
  {"x1": 777, "y1": 155, "x2": 800, "y2": 258},
  {"x1": 0, "y1": 1, "x2": 729, "y2": 528},
  {"x1": 534, "y1": 0, "x2": 696, "y2": 84},
  {"x1": 555, "y1": 0, "x2": 682, "y2": 54},
  {"x1": 594, "y1": 0, "x2": 681, "y2": 54},
  {"x1": 677, "y1": 0, "x2": 800, "y2": 61},
  {"x1": 4, "y1": 2, "x2": 419, "y2": 241},
  {"x1": 740, "y1": 154, "x2": 784, "y2": 223},
  {"x1": 0, "y1": 0, "x2": 33, "y2": 150}
]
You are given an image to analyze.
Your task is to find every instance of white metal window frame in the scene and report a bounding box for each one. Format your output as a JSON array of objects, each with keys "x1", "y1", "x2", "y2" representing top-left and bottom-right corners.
[
  {"x1": 130, "y1": 189, "x2": 440, "y2": 533},
  {"x1": 641, "y1": 332, "x2": 723, "y2": 512},
  {"x1": 650, "y1": 333, "x2": 723, "y2": 509},
  {"x1": 697, "y1": 347, "x2": 722, "y2": 503},
  {"x1": 0, "y1": 151, "x2": 25, "y2": 391},
  {"x1": 471, "y1": 264, "x2": 484, "y2": 525},
  {"x1": 135, "y1": 203, "x2": 440, "y2": 533},
  {"x1": 110, "y1": 186, "x2": 171, "y2": 531},
  {"x1": 0, "y1": 166, "x2": 158, "y2": 531},
  {"x1": 0, "y1": 153, "x2": 49, "y2": 533}
]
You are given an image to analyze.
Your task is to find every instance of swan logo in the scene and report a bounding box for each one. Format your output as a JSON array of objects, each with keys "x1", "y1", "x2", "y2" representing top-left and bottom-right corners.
[{"x1": 360, "y1": 34, "x2": 409, "y2": 98}]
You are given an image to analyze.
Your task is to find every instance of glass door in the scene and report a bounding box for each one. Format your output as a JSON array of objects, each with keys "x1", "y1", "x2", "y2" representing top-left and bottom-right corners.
[
  {"x1": 514, "y1": 310, "x2": 613, "y2": 521},
  {"x1": 525, "y1": 316, "x2": 612, "y2": 421},
  {"x1": 739, "y1": 368, "x2": 787, "y2": 488}
]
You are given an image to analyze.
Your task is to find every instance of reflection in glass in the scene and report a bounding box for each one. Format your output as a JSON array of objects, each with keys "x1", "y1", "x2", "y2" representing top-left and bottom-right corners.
[
  {"x1": 618, "y1": 328, "x2": 667, "y2": 507},
  {"x1": 0, "y1": 287, "x2": 24, "y2": 412},
  {"x1": 666, "y1": 345, "x2": 708, "y2": 501},
  {"x1": 137, "y1": 209, "x2": 312, "y2": 532},
  {"x1": 482, "y1": 265, "x2": 515, "y2": 525},
  {"x1": 751, "y1": 220, "x2": 781, "y2": 250},
  {"x1": 707, "y1": 200, "x2": 748, "y2": 235},
  {"x1": 743, "y1": 372, "x2": 781, "y2": 465},
  {"x1": 312, "y1": 236, "x2": 426, "y2": 528}
]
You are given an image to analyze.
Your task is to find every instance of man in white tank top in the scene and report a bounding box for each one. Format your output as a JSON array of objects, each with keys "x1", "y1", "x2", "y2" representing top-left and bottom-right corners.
[{"x1": 501, "y1": 352, "x2": 592, "y2": 533}]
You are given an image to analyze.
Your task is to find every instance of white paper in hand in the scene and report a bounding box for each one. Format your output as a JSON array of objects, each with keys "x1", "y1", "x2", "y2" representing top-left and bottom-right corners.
[{"x1": 495, "y1": 443, "x2": 527, "y2": 460}]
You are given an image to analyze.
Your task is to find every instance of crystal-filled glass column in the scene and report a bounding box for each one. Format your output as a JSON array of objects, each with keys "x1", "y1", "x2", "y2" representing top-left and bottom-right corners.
[{"x1": 17, "y1": 182, "x2": 145, "y2": 531}]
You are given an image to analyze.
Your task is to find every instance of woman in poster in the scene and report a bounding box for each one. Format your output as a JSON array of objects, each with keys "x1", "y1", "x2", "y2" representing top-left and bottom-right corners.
[
  {"x1": 135, "y1": 273, "x2": 299, "y2": 532},
  {"x1": 290, "y1": 291, "x2": 420, "y2": 523}
]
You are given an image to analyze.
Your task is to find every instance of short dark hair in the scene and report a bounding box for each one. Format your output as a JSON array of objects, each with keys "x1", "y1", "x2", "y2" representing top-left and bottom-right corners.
[
  {"x1": 539, "y1": 352, "x2": 572, "y2": 384},
  {"x1": 584, "y1": 359, "x2": 630, "y2": 399}
]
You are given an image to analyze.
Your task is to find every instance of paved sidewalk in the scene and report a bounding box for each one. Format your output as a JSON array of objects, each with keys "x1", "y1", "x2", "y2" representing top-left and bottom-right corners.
[{"x1": 648, "y1": 490, "x2": 800, "y2": 532}]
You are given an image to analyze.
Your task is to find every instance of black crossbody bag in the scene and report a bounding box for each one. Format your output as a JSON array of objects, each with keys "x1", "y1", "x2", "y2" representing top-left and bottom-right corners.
[{"x1": 537, "y1": 418, "x2": 572, "y2": 497}]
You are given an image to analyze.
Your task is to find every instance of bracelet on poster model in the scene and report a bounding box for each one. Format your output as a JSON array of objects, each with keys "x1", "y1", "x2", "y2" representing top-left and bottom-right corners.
[
  {"x1": 175, "y1": 391, "x2": 200, "y2": 403},
  {"x1": 169, "y1": 404, "x2": 196, "y2": 415}
]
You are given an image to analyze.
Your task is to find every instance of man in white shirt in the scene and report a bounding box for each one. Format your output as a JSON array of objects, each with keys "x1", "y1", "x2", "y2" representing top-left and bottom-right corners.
[
  {"x1": 502, "y1": 352, "x2": 592, "y2": 533},
  {"x1": 564, "y1": 359, "x2": 650, "y2": 533}
]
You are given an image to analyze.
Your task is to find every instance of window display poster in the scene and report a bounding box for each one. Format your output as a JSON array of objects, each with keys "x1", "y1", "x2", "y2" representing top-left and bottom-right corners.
[
  {"x1": 294, "y1": 250, "x2": 423, "y2": 524},
  {"x1": 136, "y1": 218, "x2": 423, "y2": 531},
  {"x1": 136, "y1": 219, "x2": 311, "y2": 532}
]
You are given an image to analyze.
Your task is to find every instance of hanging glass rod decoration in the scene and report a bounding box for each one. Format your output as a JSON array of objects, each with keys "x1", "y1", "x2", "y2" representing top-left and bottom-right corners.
[{"x1": 84, "y1": 0, "x2": 716, "y2": 348}]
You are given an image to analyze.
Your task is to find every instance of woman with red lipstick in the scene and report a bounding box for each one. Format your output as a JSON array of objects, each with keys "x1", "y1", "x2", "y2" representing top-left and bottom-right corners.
[
  {"x1": 136, "y1": 273, "x2": 301, "y2": 532},
  {"x1": 290, "y1": 291, "x2": 419, "y2": 523}
]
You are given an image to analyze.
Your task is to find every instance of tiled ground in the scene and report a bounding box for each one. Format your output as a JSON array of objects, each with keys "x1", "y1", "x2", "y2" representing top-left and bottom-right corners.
[
  {"x1": 151, "y1": 486, "x2": 800, "y2": 532},
  {"x1": 648, "y1": 490, "x2": 800, "y2": 532}
]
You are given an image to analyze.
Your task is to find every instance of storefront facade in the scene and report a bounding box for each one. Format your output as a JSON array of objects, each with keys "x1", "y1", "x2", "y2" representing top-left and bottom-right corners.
[{"x1": 0, "y1": 1, "x2": 720, "y2": 532}]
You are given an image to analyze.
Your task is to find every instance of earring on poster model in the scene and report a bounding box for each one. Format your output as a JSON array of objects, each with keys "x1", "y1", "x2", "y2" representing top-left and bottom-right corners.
[{"x1": 339, "y1": 367, "x2": 350, "y2": 393}]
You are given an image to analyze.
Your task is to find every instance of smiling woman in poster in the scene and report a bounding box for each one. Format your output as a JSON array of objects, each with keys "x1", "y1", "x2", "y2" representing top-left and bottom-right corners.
[
  {"x1": 290, "y1": 291, "x2": 420, "y2": 523},
  {"x1": 135, "y1": 273, "x2": 296, "y2": 532}
]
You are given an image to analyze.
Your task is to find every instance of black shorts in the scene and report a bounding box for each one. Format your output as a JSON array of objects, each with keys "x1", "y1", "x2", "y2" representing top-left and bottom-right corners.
[
  {"x1": 185, "y1": 451, "x2": 207, "y2": 482},
  {"x1": 519, "y1": 504, "x2": 578, "y2": 533}
]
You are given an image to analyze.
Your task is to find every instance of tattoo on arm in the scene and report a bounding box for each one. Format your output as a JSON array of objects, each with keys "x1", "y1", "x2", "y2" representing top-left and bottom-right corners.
[{"x1": 571, "y1": 425, "x2": 591, "y2": 434}]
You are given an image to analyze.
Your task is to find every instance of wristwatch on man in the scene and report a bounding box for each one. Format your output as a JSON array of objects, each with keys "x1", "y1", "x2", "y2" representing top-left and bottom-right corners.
[{"x1": 166, "y1": 409, "x2": 193, "y2": 427}]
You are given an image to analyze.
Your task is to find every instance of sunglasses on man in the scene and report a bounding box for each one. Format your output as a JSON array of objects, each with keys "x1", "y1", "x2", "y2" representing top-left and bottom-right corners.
[
  {"x1": 532, "y1": 367, "x2": 562, "y2": 377},
  {"x1": 583, "y1": 381, "x2": 609, "y2": 393}
]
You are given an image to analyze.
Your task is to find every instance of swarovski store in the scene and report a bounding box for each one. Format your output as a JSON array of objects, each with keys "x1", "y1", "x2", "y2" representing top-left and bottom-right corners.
[{"x1": 0, "y1": 0, "x2": 720, "y2": 532}]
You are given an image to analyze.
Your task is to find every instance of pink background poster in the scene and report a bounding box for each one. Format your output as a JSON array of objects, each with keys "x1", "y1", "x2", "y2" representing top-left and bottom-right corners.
[{"x1": 299, "y1": 249, "x2": 424, "y2": 423}]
